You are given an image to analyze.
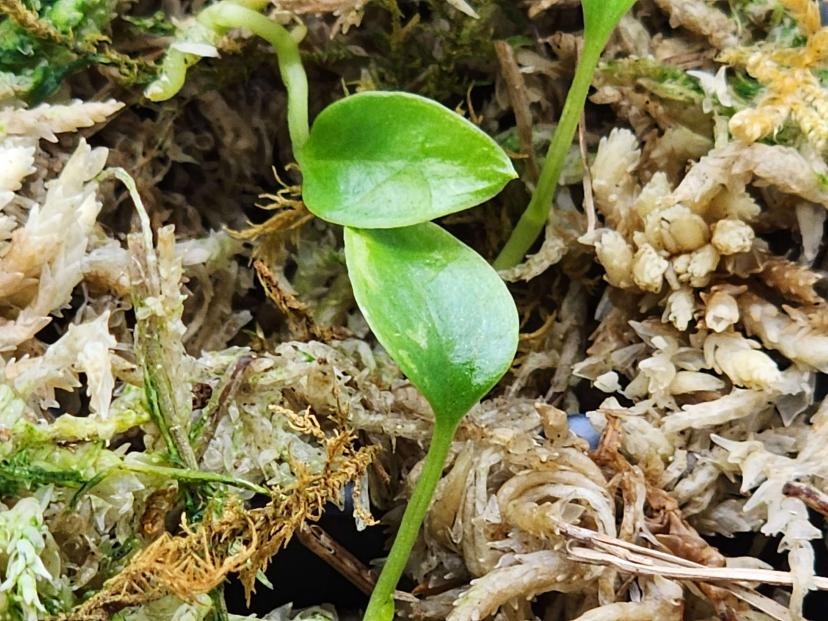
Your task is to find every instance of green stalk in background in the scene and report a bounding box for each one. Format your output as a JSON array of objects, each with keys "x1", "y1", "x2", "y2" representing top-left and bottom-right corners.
[
  {"x1": 198, "y1": 2, "x2": 309, "y2": 152},
  {"x1": 493, "y1": 0, "x2": 637, "y2": 270}
]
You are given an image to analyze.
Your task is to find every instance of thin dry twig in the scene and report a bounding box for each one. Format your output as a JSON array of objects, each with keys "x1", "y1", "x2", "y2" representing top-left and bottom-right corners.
[
  {"x1": 562, "y1": 523, "x2": 828, "y2": 590},
  {"x1": 254, "y1": 259, "x2": 336, "y2": 341},
  {"x1": 193, "y1": 354, "x2": 254, "y2": 461},
  {"x1": 495, "y1": 40, "x2": 539, "y2": 182},
  {"x1": 578, "y1": 109, "x2": 597, "y2": 237},
  {"x1": 296, "y1": 523, "x2": 376, "y2": 595},
  {"x1": 783, "y1": 481, "x2": 828, "y2": 518}
]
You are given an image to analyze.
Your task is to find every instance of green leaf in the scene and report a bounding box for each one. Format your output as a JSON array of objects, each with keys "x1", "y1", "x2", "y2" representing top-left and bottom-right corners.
[
  {"x1": 301, "y1": 91, "x2": 517, "y2": 228},
  {"x1": 344, "y1": 223, "x2": 518, "y2": 426}
]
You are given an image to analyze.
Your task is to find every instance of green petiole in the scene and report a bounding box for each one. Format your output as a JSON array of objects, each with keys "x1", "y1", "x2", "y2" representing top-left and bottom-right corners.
[
  {"x1": 493, "y1": 0, "x2": 637, "y2": 270},
  {"x1": 362, "y1": 420, "x2": 455, "y2": 620}
]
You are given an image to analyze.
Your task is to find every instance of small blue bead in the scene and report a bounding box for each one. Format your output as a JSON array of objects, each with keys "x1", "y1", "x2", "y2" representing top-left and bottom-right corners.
[{"x1": 567, "y1": 414, "x2": 600, "y2": 450}]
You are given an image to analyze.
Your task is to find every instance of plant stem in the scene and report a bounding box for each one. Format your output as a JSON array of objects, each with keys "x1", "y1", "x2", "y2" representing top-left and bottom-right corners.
[
  {"x1": 492, "y1": 43, "x2": 603, "y2": 270},
  {"x1": 199, "y1": 2, "x2": 309, "y2": 153},
  {"x1": 363, "y1": 420, "x2": 455, "y2": 621},
  {"x1": 124, "y1": 462, "x2": 270, "y2": 496}
]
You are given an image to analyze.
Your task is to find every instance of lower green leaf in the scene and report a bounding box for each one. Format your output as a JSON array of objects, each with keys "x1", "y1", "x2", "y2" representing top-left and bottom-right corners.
[{"x1": 344, "y1": 223, "x2": 518, "y2": 426}]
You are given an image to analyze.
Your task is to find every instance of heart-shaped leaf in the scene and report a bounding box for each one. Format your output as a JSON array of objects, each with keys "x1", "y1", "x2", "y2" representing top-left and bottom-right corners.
[
  {"x1": 301, "y1": 91, "x2": 517, "y2": 228},
  {"x1": 344, "y1": 223, "x2": 518, "y2": 426}
]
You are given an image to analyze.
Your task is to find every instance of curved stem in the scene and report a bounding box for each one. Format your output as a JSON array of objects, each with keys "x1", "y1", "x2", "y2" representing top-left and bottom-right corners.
[
  {"x1": 363, "y1": 420, "x2": 455, "y2": 621},
  {"x1": 200, "y1": 3, "x2": 309, "y2": 153},
  {"x1": 493, "y1": 43, "x2": 602, "y2": 270},
  {"x1": 145, "y1": 49, "x2": 190, "y2": 102}
]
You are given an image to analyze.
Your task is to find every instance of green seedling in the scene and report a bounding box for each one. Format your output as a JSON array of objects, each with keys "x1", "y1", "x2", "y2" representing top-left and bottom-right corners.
[
  {"x1": 302, "y1": 93, "x2": 518, "y2": 621},
  {"x1": 148, "y1": 2, "x2": 519, "y2": 619},
  {"x1": 493, "y1": 0, "x2": 637, "y2": 269}
]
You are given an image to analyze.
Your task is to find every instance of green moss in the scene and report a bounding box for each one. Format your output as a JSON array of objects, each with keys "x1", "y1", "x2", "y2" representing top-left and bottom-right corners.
[
  {"x1": 0, "y1": 0, "x2": 156, "y2": 103},
  {"x1": 120, "y1": 10, "x2": 176, "y2": 36},
  {"x1": 758, "y1": 121, "x2": 802, "y2": 147},
  {"x1": 47, "y1": 0, "x2": 113, "y2": 31},
  {"x1": 768, "y1": 16, "x2": 809, "y2": 46},
  {"x1": 367, "y1": 0, "x2": 511, "y2": 102},
  {"x1": 0, "y1": 450, "x2": 88, "y2": 496},
  {"x1": 598, "y1": 57, "x2": 705, "y2": 103},
  {"x1": 730, "y1": 68, "x2": 764, "y2": 101}
]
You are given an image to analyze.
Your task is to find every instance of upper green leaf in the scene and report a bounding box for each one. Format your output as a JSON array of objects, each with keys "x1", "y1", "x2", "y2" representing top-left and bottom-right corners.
[
  {"x1": 301, "y1": 91, "x2": 517, "y2": 228},
  {"x1": 344, "y1": 223, "x2": 518, "y2": 427}
]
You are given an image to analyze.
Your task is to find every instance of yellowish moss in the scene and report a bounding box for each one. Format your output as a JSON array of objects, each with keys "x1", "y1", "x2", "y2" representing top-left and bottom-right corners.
[
  {"x1": 722, "y1": 1, "x2": 828, "y2": 150},
  {"x1": 61, "y1": 416, "x2": 376, "y2": 620}
]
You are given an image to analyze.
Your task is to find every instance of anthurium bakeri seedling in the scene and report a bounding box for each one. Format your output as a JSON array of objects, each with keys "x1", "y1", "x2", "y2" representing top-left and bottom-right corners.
[
  {"x1": 300, "y1": 92, "x2": 519, "y2": 621},
  {"x1": 147, "y1": 4, "x2": 519, "y2": 620},
  {"x1": 493, "y1": 0, "x2": 637, "y2": 269}
]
